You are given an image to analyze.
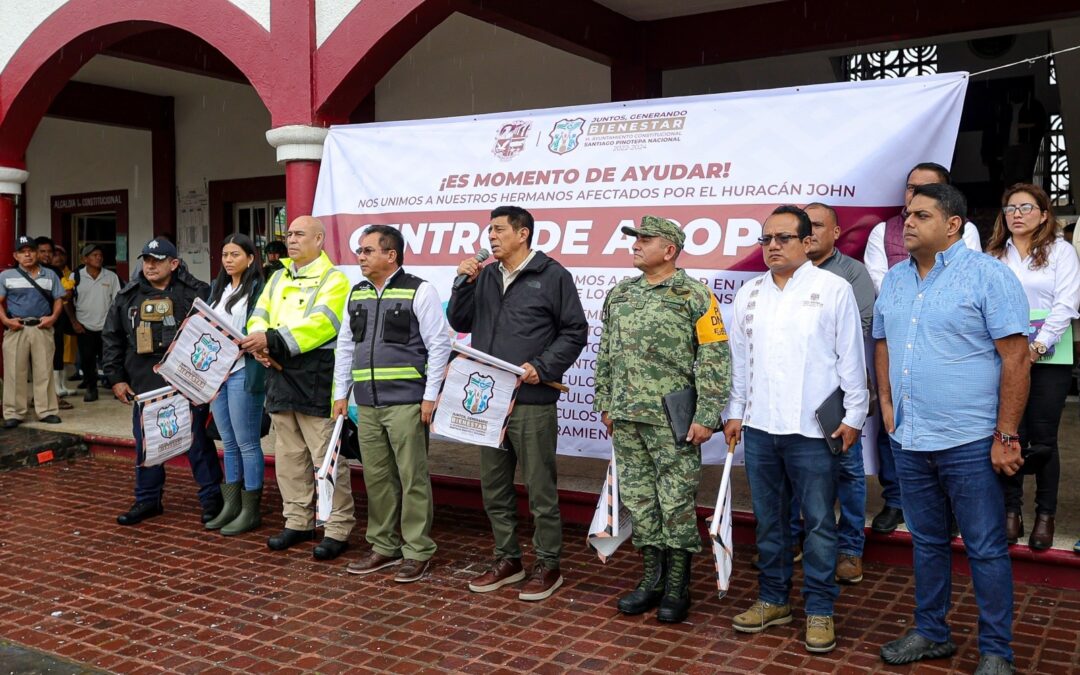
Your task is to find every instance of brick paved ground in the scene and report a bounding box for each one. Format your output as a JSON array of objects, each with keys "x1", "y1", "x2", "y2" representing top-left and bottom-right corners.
[{"x1": 1, "y1": 458, "x2": 1078, "y2": 674}]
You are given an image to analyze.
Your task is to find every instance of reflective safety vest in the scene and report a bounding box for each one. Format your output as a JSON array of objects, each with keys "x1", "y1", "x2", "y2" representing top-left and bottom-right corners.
[
  {"x1": 347, "y1": 272, "x2": 428, "y2": 407},
  {"x1": 247, "y1": 251, "x2": 347, "y2": 356}
]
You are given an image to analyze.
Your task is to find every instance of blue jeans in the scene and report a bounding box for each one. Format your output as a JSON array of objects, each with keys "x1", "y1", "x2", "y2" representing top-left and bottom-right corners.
[
  {"x1": 790, "y1": 439, "x2": 866, "y2": 556},
  {"x1": 877, "y1": 422, "x2": 902, "y2": 508},
  {"x1": 744, "y1": 427, "x2": 839, "y2": 615},
  {"x1": 892, "y1": 437, "x2": 1013, "y2": 659},
  {"x1": 210, "y1": 370, "x2": 266, "y2": 490},
  {"x1": 133, "y1": 403, "x2": 222, "y2": 506}
]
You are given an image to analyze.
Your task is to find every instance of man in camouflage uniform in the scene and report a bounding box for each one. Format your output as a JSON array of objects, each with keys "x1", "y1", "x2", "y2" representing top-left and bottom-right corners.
[{"x1": 594, "y1": 215, "x2": 732, "y2": 624}]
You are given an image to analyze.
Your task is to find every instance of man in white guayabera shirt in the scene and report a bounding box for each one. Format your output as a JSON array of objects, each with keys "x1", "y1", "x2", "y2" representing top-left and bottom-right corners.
[{"x1": 724, "y1": 205, "x2": 868, "y2": 655}]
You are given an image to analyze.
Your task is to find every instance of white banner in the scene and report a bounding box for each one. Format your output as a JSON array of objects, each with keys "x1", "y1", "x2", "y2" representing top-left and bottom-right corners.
[
  {"x1": 587, "y1": 453, "x2": 632, "y2": 563},
  {"x1": 155, "y1": 298, "x2": 243, "y2": 405},
  {"x1": 431, "y1": 347, "x2": 522, "y2": 449},
  {"x1": 137, "y1": 386, "x2": 193, "y2": 467},
  {"x1": 316, "y1": 415, "x2": 346, "y2": 525},
  {"x1": 314, "y1": 73, "x2": 968, "y2": 464}
]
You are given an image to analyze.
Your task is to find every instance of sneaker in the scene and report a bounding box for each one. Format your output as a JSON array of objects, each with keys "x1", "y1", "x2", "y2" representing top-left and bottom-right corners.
[
  {"x1": 974, "y1": 654, "x2": 1015, "y2": 674},
  {"x1": 836, "y1": 554, "x2": 863, "y2": 584},
  {"x1": 518, "y1": 564, "x2": 563, "y2": 602},
  {"x1": 732, "y1": 600, "x2": 793, "y2": 633},
  {"x1": 468, "y1": 558, "x2": 525, "y2": 593},
  {"x1": 805, "y1": 615, "x2": 836, "y2": 653},
  {"x1": 346, "y1": 550, "x2": 403, "y2": 575},
  {"x1": 880, "y1": 629, "x2": 957, "y2": 665},
  {"x1": 394, "y1": 559, "x2": 430, "y2": 583}
]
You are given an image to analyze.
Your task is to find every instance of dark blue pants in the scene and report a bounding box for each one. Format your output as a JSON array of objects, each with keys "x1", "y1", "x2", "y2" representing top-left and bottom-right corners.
[
  {"x1": 133, "y1": 403, "x2": 222, "y2": 507},
  {"x1": 877, "y1": 421, "x2": 902, "y2": 508}
]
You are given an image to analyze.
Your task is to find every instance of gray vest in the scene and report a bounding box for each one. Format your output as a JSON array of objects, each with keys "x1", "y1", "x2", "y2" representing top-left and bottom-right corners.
[{"x1": 347, "y1": 271, "x2": 428, "y2": 406}]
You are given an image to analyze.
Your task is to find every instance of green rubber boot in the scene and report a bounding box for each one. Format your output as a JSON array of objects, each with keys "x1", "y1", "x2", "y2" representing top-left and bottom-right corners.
[
  {"x1": 204, "y1": 482, "x2": 241, "y2": 530},
  {"x1": 221, "y1": 487, "x2": 262, "y2": 536}
]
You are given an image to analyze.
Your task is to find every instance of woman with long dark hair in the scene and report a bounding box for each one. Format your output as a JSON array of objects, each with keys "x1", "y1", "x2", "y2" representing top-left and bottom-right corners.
[
  {"x1": 987, "y1": 183, "x2": 1080, "y2": 550},
  {"x1": 204, "y1": 234, "x2": 268, "y2": 535}
]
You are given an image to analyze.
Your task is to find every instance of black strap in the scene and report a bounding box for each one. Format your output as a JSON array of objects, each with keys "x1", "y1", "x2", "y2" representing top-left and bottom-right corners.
[{"x1": 14, "y1": 266, "x2": 56, "y2": 309}]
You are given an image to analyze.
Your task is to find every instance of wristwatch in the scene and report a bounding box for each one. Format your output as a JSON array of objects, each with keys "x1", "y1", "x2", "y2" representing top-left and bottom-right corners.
[
  {"x1": 1030, "y1": 341, "x2": 1047, "y2": 355},
  {"x1": 992, "y1": 429, "x2": 1021, "y2": 445}
]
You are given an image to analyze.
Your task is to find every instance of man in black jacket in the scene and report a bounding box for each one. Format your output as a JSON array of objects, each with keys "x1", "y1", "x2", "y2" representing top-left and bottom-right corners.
[
  {"x1": 103, "y1": 237, "x2": 223, "y2": 526},
  {"x1": 449, "y1": 205, "x2": 588, "y2": 601}
]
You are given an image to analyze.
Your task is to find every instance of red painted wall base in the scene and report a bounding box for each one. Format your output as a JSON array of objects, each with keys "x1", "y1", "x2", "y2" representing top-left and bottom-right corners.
[{"x1": 86, "y1": 436, "x2": 1080, "y2": 590}]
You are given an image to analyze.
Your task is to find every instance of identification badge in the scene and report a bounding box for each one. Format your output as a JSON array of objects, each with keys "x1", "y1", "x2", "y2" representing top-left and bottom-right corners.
[
  {"x1": 136, "y1": 323, "x2": 154, "y2": 354},
  {"x1": 140, "y1": 298, "x2": 174, "y2": 322}
]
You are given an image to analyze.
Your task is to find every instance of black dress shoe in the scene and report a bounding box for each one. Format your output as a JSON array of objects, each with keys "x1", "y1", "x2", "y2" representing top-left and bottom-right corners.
[
  {"x1": 40, "y1": 415, "x2": 61, "y2": 424},
  {"x1": 871, "y1": 506, "x2": 904, "y2": 534},
  {"x1": 267, "y1": 528, "x2": 316, "y2": 551},
  {"x1": 83, "y1": 388, "x2": 98, "y2": 402},
  {"x1": 3, "y1": 419, "x2": 21, "y2": 429},
  {"x1": 201, "y1": 497, "x2": 224, "y2": 524},
  {"x1": 117, "y1": 501, "x2": 164, "y2": 526},
  {"x1": 880, "y1": 629, "x2": 957, "y2": 665},
  {"x1": 313, "y1": 537, "x2": 349, "y2": 560}
]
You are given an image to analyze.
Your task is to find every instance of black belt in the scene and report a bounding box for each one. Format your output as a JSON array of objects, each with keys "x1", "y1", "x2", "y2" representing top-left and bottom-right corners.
[{"x1": 13, "y1": 317, "x2": 41, "y2": 326}]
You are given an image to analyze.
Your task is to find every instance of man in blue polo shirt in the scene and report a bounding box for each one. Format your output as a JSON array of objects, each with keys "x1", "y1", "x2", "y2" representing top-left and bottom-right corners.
[
  {"x1": 874, "y1": 183, "x2": 1028, "y2": 675},
  {"x1": 0, "y1": 235, "x2": 64, "y2": 427}
]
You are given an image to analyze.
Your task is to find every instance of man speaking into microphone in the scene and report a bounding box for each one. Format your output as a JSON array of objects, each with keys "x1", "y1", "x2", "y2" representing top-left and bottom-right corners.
[{"x1": 448, "y1": 205, "x2": 588, "y2": 601}]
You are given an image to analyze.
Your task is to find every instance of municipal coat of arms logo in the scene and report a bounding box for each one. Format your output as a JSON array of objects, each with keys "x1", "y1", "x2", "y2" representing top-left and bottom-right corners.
[
  {"x1": 191, "y1": 333, "x2": 222, "y2": 372},
  {"x1": 157, "y1": 405, "x2": 180, "y2": 438},
  {"x1": 548, "y1": 117, "x2": 585, "y2": 155},
  {"x1": 463, "y1": 372, "x2": 496, "y2": 415},
  {"x1": 492, "y1": 121, "x2": 532, "y2": 161}
]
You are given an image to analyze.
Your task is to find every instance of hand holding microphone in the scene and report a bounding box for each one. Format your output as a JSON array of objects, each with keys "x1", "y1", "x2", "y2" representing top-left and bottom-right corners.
[{"x1": 453, "y1": 249, "x2": 490, "y2": 289}]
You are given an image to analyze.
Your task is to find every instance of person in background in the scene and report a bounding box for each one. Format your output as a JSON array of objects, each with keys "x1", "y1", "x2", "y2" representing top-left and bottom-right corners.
[
  {"x1": 204, "y1": 234, "x2": 267, "y2": 536},
  {"x1": 862, "y1": 162, "x2": 982, "y2": 537},
  {"x1": 34, "y1": 236, "x2": 75, "y2": 404},
  {"x1": 263, "y1": 240, "x2": 286, "y2": 278},
  {"x1": 70, "y1": 244, "x2": 121, "y2": 403},
  {"x1": 985, "y1": 183, "x2": 1080, "y2": 550},
  {"x1": 0, "y1": 235, "x2": 64, "y2": 427},
  {"x1": 104, "y1": 237, "x2": 224, "y2": 526}
]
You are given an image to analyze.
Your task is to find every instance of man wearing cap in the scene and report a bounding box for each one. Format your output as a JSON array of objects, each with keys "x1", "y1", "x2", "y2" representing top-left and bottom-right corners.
[
  {"x1": 70, "y1": 244, "x2": 121, "y2": 402},
  {"x1": 594, "y1": 216, "x2": 732, "y2": 623},
  {"x1": 263, "y1": 240, "x2": 287, "y2": 278},
  {"x1": 0, "y1": 235, "x2": 64, "y2": 427},
  {"x1": 449, "y1": 205, "x2": 588, "y2": 601},
  {"x1": 103, "y1": 237, "x2": 223, "y2": 526},
  {"x1": 332, "y1": 225, "x2": 451, "y2": 583}
]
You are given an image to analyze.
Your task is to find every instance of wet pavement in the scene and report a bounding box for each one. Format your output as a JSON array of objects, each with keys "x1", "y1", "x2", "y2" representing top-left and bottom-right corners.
[{"x1": 0, "y1": 457, "x2": 1078, "y2": 674}]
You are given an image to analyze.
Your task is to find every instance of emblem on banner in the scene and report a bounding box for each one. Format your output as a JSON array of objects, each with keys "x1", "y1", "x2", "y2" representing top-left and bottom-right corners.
[
  {"x1": 190, "y1": 333, "x2": 222, "y2": 372},
  {"x1": 463, "y1": 372, "x2": 495, "y2": 415},
  {"x1": 492, "y1": 121, "x2": 531, "y2": 161},
  {"x1": 157, "y1": 405, "x2": 180, "y2": 438},
  {"x1": 548, "y1": 117, "x2": 585, "y2": 155}
]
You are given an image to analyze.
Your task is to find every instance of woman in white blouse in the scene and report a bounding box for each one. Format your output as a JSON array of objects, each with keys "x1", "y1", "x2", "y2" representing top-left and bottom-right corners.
[
  {"x1": 204, "y1": 234, "x2": 267, "y2": 535},
  {"x1": 986, "y1": 183, "x2": 1080, "y2": 551}
]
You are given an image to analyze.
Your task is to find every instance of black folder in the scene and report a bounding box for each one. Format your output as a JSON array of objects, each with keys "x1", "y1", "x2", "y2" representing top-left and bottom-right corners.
[
  {"x1": 814, "y1": 386, "x2": 846, "y2": 455},
  {"x1": 662, "y1": 387, "x2": 697, "y2": 446}
]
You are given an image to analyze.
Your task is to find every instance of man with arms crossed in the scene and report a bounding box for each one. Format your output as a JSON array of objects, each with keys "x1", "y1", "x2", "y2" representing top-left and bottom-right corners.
[
  {"x1": 875, "y1": 183, "x2": 1027, "y2": 675},
  {"x1": 449, "y1": 205, "x2": 588, "y2": 601}
]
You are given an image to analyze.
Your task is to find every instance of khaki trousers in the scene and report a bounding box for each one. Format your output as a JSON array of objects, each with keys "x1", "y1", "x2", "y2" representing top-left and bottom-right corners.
[
  {"x1": 356, "y1": 403, "x2": 436, "y2": 561},
  {"x1": 272, "y1": 411, "x2": 356, "y2": 541},
  {"x1": 2, "y1": 325, "x2": 58, "y2": 420}
]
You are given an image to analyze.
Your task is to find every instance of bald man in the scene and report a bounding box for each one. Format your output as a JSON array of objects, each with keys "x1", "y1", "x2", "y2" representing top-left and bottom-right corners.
[{"x1": 244, "y1": 216, "x2": 355, "y2": 561}]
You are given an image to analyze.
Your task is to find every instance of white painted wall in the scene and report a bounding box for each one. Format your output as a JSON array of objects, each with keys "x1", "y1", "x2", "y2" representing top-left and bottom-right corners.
[
  {"x1": 0, "y1": 0, "x2": 67, "y2": 75},
  {"x1": 25, "y1": 117, "x2": 154, "y2": 253},
  {"x1": 316, "y1": 0, "x2": 363, "y2": 47},
  {"x1": 375, "y1": 13, "x2": 611, "y2": 122}
]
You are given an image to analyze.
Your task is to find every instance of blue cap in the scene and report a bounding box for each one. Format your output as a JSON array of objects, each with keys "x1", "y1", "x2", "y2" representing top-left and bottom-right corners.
[
  {"x1": 139, "y1": 237, "x2": 178, "y2": 260},
  {"x1": 15, "y1": 235, "x2": 34, "y2": 251}
]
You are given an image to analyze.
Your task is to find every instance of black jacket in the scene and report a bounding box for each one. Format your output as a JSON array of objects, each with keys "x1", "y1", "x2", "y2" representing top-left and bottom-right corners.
[
  {"x1": 447, "y1": 251, "x2": 588, "y2": 405},
  {"x1": 102, "y1": 264, "x2": 210, "y2": 395}
]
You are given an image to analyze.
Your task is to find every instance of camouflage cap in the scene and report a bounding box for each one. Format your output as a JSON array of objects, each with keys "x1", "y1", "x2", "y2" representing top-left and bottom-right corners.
[{"x1": 621, "y1": 215, "x2": 685, "y2": 247}]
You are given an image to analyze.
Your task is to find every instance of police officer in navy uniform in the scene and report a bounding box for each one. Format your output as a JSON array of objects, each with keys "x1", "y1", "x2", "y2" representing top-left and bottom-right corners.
[{"x1": 103, "y1": 237, "x2": 224, "y2": 526}]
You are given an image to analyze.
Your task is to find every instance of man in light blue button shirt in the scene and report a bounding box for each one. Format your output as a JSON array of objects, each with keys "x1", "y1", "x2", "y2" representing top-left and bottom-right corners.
[{"x1": 873, "y1": 183, "x2": 1029, "y2": 675}]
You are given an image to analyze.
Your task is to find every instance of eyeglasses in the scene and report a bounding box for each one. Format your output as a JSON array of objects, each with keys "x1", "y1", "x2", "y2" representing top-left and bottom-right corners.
[
  {"x1": 1002, "y1": 203, "x2": 1039, "y2": 216},
  {"x1": 757, "y1": 234, "x2": 804, "y2": 246},
  {"x1": 356, "y1": 247, "x2": 389, "y2": 256}
]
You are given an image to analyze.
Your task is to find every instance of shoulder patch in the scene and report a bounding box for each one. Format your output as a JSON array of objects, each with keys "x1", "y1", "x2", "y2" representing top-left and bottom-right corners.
[{"x1": 695, "y1": 293, "x2": 728, "y2": 344}]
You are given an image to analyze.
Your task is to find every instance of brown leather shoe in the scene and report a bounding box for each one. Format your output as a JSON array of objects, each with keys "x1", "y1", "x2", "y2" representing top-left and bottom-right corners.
[
  {"x1": 1005, "y1": 512, "x2": 1023, "y2": 544},
  {"x1": 468, "y1": 557, "x2": 525, "y2": 593},
  {"x1": 835, "y1": 554, "x2": 863, "y2": 584},
  {"x1": 518, "y1": 564, "x2": 563, "y2": 602},
  {"x1": 1029, "y1": 514, "x2": 1055, "y2": 551},
  {"x1": 394, "y1": 559, "x2": 430, "y2": 583},
  {"x1": 346, "y1": 550, "x2": 402, "y2": 575}
]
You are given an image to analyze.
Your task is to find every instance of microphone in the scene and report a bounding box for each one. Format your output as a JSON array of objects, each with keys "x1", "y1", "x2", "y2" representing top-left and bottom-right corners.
[{"x1": 452, "y1": 249, "x2": 490, "y2": 290}]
